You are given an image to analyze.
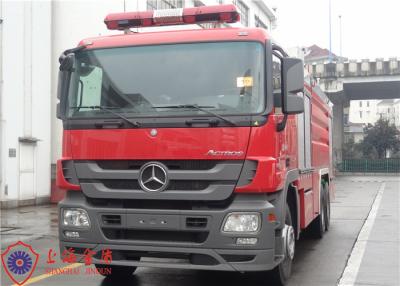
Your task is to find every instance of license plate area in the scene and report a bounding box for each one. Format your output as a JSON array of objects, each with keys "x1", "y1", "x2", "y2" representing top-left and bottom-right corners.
[{"x1": 126, "y1": 214, "x2": 180, "y2": 230}]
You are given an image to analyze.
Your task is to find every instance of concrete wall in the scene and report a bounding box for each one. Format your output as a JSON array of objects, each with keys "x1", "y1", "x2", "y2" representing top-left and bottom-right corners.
[
  {"x1": 0, "y1": 1, "x2": 52, "y2": 207},
  {"x1": 332, "y1": 102, "x2": 344, "y2": 164}
]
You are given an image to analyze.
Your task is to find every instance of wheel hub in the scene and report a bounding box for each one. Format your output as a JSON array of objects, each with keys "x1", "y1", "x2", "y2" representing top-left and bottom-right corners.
[{"x1": 283, "y1": 224, "x2": 295, "y2": 260}]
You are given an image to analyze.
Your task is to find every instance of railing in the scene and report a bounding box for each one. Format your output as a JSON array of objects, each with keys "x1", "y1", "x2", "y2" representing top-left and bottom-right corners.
[
  {"x1": 337, "y1": 159, "x2": 400, "y2": 173},
  {"x1": 306, "y1": 58, "x2": 400, "y2": 79}
]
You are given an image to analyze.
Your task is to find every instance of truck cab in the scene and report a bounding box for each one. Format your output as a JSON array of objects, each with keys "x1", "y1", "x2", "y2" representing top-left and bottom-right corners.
[{"x1": 57, "y1": 5, "x2": 332, "y2": 285}]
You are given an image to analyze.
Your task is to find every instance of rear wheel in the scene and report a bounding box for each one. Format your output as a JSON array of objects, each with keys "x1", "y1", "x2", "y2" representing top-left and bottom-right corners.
[
  {"x1": 324, "y1": 183, "x2": 331, "y2": 231},
  {"x1": 268, "y1": 204, "x2": 295, "y2": 285},
  {"x1": 95, "y1": 264, "x2": 137, "y2": 279}
]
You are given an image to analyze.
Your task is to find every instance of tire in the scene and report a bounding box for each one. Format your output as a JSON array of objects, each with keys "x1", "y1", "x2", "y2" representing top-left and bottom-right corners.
[
  {"x1": 268, "y1": 204, "x2": 295, "y2": 286},
  {"x1": 95, "y1": 264, "x2": 137, "y2": 279},
  {"x1": 309, "y1": 183, "x2": 326, "y2": 239},
  {"x1": 324, "y1": 183, "x2": 331, "y2": 231}
]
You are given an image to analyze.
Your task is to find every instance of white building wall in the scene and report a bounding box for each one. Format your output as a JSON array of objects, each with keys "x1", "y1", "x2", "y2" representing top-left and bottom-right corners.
[
  {"x1": 377, "y1": 101, "x2": 397, "y2": 125},
  {"x1": 249, "y1": 1, "x2": 275, "y2": 30},
  {"x1": 348, "y1": 99, "x2": 380, "y2": 125},
  {"x1": 0, "y1": 0, "x2": 52, "y2": 207},
  {"x1": 0, "y1": 0, "x2": 4, "y2": 202}
]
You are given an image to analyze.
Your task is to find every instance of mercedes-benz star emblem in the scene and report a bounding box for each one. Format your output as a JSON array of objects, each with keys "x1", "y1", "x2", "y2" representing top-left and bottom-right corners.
[{"x1": 138, "y1": 162, "x2": 169, "y2": 192}]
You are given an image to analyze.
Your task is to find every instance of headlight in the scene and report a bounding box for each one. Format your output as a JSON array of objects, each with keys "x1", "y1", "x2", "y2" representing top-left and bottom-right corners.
[
  {"x1": 222, "y1": 213, "x2": 260, "y2": 233},
  {"x1": 63, "y1": 208, "x2": 90, "y2": 228}
]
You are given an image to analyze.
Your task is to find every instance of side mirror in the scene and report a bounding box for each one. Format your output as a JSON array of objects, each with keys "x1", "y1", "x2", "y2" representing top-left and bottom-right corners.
[
  {"x1": 56, "y1": 69, "x2": 72, "y2": 120},
  {"x1": 282, "y1": 57, "x2": 304, "y2": 114},
  {"x1": 59, "y1": 53, "x2": 75, "y2": 71},
  {"x1": 56, "y1": 103, "x2": 63, "y2": 120}
]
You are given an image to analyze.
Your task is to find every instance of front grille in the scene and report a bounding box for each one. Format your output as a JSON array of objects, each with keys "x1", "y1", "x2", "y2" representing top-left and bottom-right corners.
[
  {"x1": 87, "y1": 197, "x2": 233, "y2": 210},
  {"x1": 101, "y1": 180, "x2": 216, "y2": 191},
  {"x1": 102, "y1": 228, "x2": 209, "y2": 243},
  {"x1": 167, "y1": 181, "x2": 212, "y2": 191},
  {"x1": 96, "y1": 160, "x2": 223, "y2": 171},
  {"x1": 186, "y1": 217, "x2": 208, "y2": 228},
  {"x1": 75, "y1": 159, "x2": 245, "y2": 201},
  {"x1": 102, "y1": 215, "x2": 121, "y2": 225}
]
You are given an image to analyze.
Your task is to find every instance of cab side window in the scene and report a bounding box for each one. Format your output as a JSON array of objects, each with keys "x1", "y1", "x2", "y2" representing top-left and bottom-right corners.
[{"x1": 272, "y1": 54, "x2": 282, "y2": 113}]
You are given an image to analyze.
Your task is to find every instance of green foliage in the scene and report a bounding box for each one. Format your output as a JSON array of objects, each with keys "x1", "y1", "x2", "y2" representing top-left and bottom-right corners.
[
  {"x1": 360, "y1": 119, "x2": 400, "y2": 159},
  {"x1": 342, "y1": 138, "x2": 363, "y2": 159},
  {"x1": 391, "y1": 151, "x2": 400, "y2": 159}
]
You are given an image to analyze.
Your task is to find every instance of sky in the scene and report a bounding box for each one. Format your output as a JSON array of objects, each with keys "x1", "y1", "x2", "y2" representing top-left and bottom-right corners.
[{"x1": 268, "y1": 0, "x2": 400, "y2": 60}]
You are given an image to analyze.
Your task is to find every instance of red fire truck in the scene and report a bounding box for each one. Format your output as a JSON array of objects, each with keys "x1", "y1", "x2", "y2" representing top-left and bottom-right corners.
[{"x1": 56, "y1": 4, "x2": 333, "y2": 285}]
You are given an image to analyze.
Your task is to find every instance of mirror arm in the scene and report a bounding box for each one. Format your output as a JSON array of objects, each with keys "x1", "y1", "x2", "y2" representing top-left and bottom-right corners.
[
  {"x1": 59, "y1": 44, "x2": 89, "y2": 64},
  {"x1": 273, "y1": 44, "x2": 288, "y2": 131},
  {"x1": 276, "y1": 114, "x2": 288, "y2": 132},
  {"x1": 272, "y1": 44, "x2": 288, "y2": 57}
]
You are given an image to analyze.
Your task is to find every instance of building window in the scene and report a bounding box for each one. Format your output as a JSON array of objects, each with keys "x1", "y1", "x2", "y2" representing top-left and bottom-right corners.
[
  {"x1": 234, "y1": 0, "x2": 249, "y2": 26},
  {"x1": 147, "y1": 0, "x2": 184, "y2": 10},
  {"x1": 359, "y1": 101, "x2": 362, "y2": 107},
  {"x1": 254, "y1": 15, "x2": 268, "y2": 30},
  {"x1": 360, "y1": 111, "x2": 363, "y2": 118},
  {"x1": 367, "y1": 101, "x2": 370, "y2": 107}
]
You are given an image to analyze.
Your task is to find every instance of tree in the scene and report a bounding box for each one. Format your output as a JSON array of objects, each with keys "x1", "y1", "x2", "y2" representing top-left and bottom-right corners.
[
  {"x1": 342, "y1": 138, "x2": 363, "y2": 159},
  {"x1": 360, "y1": 119, "x2": 400, "y2": 159}
]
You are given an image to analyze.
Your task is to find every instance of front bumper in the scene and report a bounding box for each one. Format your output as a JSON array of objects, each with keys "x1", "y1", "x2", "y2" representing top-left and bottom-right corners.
[{"x1": 59, "y1": 191, "x2": 282, "y2": 272}]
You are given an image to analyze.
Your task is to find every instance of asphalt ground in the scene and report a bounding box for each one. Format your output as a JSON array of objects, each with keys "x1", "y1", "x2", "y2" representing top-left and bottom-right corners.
[{"x1": 1, "y1": 176, "x2": 399, "y2": 286}]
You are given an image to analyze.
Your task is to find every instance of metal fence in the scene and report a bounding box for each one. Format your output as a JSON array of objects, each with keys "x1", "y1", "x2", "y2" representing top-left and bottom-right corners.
[{"x1": 337, "y1": 159, "x2": 400, "y2": 173}]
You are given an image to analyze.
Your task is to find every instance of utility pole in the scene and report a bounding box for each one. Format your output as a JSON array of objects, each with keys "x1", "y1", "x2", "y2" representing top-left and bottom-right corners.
[
  {"x1": 339, "y1": 15, "x2": 343, "y2": 58},
  {"x1": 328, "y1": 0, "x2": 332, "y2": 62}
]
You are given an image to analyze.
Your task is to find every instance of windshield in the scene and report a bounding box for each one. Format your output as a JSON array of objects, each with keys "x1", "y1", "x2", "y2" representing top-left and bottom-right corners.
[{"x1": 67, "y1": 41, "x2": 265, "y2": 118}]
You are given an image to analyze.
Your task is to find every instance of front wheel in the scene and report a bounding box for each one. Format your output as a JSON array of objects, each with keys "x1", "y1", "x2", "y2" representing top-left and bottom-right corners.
[{"x1": 268, "y1": 204, "x2": 295, "y2": 285}]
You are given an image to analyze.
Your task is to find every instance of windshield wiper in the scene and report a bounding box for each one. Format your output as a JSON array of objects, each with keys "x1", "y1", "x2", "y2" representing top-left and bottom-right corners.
[
  {"x1": 153, "y1": 104, "x2": 237, "y2": 126},
  {"x1": 71, "y1": 105, "x2": 140, "y2": 127}
]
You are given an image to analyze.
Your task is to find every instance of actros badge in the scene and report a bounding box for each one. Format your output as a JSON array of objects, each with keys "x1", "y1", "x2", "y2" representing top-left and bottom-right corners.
[{"x1": 206, "y1": 150, "x2": 244, "y2": 156}]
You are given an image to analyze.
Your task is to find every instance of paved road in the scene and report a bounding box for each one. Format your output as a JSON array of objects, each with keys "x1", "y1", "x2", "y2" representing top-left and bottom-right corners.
[{"x1": 1, "y1": 176, "x2": 399, "y2": 286}]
